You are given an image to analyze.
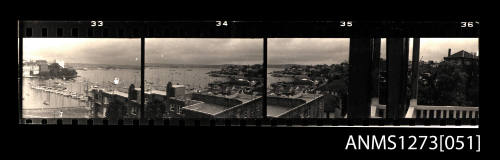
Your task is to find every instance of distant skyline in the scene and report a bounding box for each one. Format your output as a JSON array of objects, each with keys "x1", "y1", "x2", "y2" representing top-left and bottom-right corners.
[
  {"x1": 268, "y1": 38, "x2": 479, "y2": 65},
  {"x1": 23, "y1": 38, "x2": 141, "y2": 65},
  {"x1": 145, "y1": 38, "x2": 263, "y2": 65}
]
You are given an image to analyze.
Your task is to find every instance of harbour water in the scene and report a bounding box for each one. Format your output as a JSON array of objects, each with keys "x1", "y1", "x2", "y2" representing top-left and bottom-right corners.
[
  {"x1": 267, "y1": 68, "x2": 294, "y2": 89},
  {"x1": 77, "y1": 68, "x2": 141, "y2": 93},
  {"x1": 145, "y1": 67, "x2": 229, "y2": 91},
  {"x1": 22, "y1": 67, "x2": 229, "y2": 118},
  {"x1": 22, "y1": 78, "x2": 92, "y2": 118},
  {"x1": 22, "y1": 68, "x2": 141, "y2": 118}
]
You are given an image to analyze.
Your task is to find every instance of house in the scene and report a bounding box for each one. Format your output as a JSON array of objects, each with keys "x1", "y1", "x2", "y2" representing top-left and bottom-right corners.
[{"x1": 443, "y1": 49, "x2": 479, "y2": 65}]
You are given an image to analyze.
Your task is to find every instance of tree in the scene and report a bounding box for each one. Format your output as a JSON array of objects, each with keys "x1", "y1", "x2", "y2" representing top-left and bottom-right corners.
[
  {"x1": 46, "y1": 63, "x2": 77, "y2": 79},
  {"x1": 48, "y1": 63, "x2": 62, "y2": 78},
  {"x1": 417, "y1": 61, "x2": 477, "y2": 106},
  {"x1": 61, "y1": 68, "x2": 77, "y2": 79}
]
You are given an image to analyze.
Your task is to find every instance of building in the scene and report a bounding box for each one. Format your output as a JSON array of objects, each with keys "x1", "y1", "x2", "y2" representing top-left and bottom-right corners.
[
  {"x1": 22, "y1": 65, "x2": 30, "y2": 77},
  {"x1": 22, "y1": 61, "x2": 39, "y2": 77},
  {"x1": 141, "y1": 89, "x2": 263, "y2": 118},
  {"x1": 443, "y1": 49, "x2": 479, "y2": 65},
  {"x1": 90, "y1": 86, "x2": 141, "y2": 118},
  {"x1": 90, "y1": 81, "x2": 263, "y2": 119},
  {"x1": 181, "y1": 93, "x2": 263, "y2": 118},
  {"x1": 31, "y1": 64, "x2": 40, "y2": 75},
  {"x1": 168, "y1": 84, "x2": 186, "y2": 98}
]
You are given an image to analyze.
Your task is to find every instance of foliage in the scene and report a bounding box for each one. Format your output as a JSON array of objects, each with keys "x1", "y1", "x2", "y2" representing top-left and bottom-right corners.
[
  {"x1": 44, "y1": 63, "x2": 78, "y2": 79},
  {"x1": 417, "y1": 61, "x2": 479, "y2": 106}
]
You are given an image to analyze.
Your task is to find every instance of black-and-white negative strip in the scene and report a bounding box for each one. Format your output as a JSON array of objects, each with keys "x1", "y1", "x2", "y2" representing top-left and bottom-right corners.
[{"x1": 17, "y1": 19, "x2": 480, "y2": 126}]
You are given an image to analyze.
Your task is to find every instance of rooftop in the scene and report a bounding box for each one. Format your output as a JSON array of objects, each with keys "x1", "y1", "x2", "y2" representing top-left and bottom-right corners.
[
  {"x1": 183, "y1": 102, "x2": 232, "y2": 115},
  {"x1": 267, "y1": 105, "x2": 293, "y2": 117},
  {"x1": 146, "y1": 90, "x2": 166, "y2": 96},
  {"x1": 266, "y1": 93, "x2": 323, "y2": 117},
  {"x1": 182, "y1": 93, "x2": 260, "y2": 115},
  {"x1": 232, "y1": 94, "x2": 261, "y2": 103},
  {"x1": 298, "y1": 93, "x2": 323, "y2": 102},
  {"x1": 102, "y1": 89, "x2": 129, "y2": 98},
  {"x1": 446, "y1": 50, "x2": 478, "y2": 59}
]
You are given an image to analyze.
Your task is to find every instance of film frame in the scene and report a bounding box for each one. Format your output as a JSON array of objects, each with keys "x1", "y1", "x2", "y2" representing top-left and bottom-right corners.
[{"x1": 17, "y1": 17, "x2": 480, "y2": 127}]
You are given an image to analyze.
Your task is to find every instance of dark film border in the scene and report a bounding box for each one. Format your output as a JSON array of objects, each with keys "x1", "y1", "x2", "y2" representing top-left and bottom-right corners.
[
  {"x1": 17, "y1": 19, "x2": 479, "y2": 126},
  {"x1": 18, "y1": 20, "x2": 479, "y2": 38},
  {"x1": 21, "y1": 118, "x2": 479, "y2": 126}
]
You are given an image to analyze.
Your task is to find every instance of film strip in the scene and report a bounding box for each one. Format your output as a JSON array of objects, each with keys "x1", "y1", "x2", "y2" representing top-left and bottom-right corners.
[{"x1": 17, "y1": 18, "x2": 480, "y2": 126}]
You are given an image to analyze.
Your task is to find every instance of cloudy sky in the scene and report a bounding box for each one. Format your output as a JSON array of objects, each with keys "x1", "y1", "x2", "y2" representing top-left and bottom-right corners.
[
  {"x1": 23, "y1": 38, "x2": 141, "y2": 65},
  {"x1": 23, "y1": 38, "x2": 478, "y2": 65},
  {"x1": 268, "y1": 38, "x2": 479, "y2": 65},
  {"x1": 400, "y1": 38, "x2": 479, "y2": 61},
  {"x1": 23, "y1": 38, "x2": 264, "y2": 65},
  {"x1": 268, "y1": 38, "x2": 349, "y2": 65},
  {"x1": 145, "y1": 38, "x2": 262, "y2": 65}
]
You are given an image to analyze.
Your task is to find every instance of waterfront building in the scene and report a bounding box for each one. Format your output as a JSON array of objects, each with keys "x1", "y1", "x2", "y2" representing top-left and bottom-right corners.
[
  {"x1": 31, "y1": 64, "x2": 40, "y2": 75},
  {"x1": 22, "y1": 61, "x2": 40, "y2": 76},
  {"x1": 22, "y1": 65, "x2": 31, "y2": 77}
]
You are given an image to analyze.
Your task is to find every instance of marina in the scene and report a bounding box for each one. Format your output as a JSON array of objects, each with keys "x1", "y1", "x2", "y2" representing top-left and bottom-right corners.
[
  {"x1": 21, "y1": 66, "x2": 247, "y2": 119},
  {"x1": 23, "y1": 78, "x2": 93, "y2": 118},
  {"x1": 22, "y1": 68, "x2": 141, "y2": 118}
]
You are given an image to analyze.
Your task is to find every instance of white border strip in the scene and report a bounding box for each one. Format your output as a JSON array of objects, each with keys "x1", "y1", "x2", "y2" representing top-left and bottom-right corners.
[{"x1": 290, "y1": 125, "x2": 479, "y2": 128}]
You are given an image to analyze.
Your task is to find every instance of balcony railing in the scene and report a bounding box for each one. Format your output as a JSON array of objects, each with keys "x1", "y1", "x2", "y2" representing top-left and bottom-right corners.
[{"x1": 370, "y1": 105, "x2": 479, "y2": 119}]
